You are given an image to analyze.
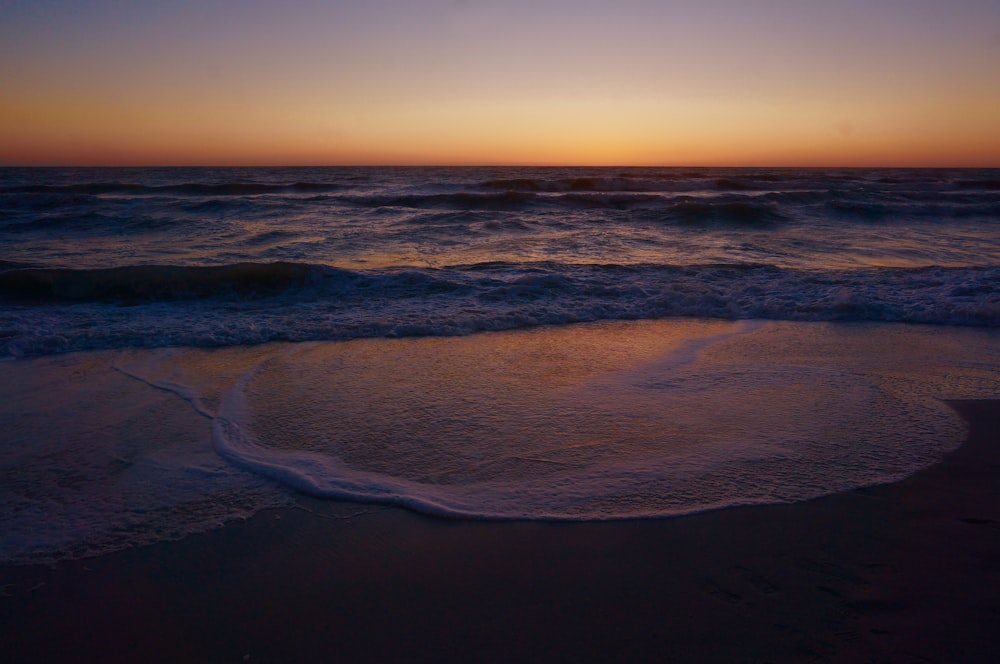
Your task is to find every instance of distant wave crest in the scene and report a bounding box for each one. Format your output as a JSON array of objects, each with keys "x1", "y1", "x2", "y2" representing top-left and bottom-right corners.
[{"x1": 2, "y1": 182, "x2": 344, "y2": 196}]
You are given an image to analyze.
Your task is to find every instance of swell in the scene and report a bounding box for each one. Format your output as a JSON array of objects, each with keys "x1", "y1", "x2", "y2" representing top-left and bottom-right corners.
[
  {"x1": 0, "y1": 211, "x2": 181, "y2": 233},
  {"x1": 2, "y1": 261, "x2": 997, "y2": 315},
  {"x1": 658, "y1": 198, "x2": 789, "y2": 225},
  {"x1": 348, "y1": 191, "x2": 540, "y2": 211},
  {"x1": 2, "y1": 261, "x2": 997, "y2": 357},
  {"x1": 478, "y1": 176, "x2": 686, "y2": 192},
  {"x1": 2, "y1": 182, "x2": 344, "y2": 196},
  {"x1": 0, "y1": 262, "x2": 326, "y2": 302},
  {"x1": 6, "y1": 186, "x2": 998, "y2": 231},
  {"x1": 0, "y1": 261, "x2": 472, "y2": 304},
  {"x1": 345, "y1": 191, "x2": 794, "y2": 222},
  {"x1": 338, "y1": 190, "x2": 999, "y2": 223},
  {"x1": 476, "y1": 172, "x2": 822, "y2": 193}
]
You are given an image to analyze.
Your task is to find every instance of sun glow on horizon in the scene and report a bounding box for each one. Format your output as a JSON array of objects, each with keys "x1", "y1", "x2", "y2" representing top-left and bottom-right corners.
[{"x1": 2, "y1": 1, "x2": 999, "y2": 167}]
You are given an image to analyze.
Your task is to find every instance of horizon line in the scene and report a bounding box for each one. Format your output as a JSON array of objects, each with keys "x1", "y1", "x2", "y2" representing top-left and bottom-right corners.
[{"x1": 3, "y1": 163, "x2": 998, "y2": 170}]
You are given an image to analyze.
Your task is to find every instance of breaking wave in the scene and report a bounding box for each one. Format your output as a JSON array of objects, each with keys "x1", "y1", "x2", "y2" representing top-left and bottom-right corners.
[
  {"x1": 1, "y1": 260, "x2": 997, "y2": 357},
  {"x1": 0, "y1": 262, "x2": 323, "y2": 302}
]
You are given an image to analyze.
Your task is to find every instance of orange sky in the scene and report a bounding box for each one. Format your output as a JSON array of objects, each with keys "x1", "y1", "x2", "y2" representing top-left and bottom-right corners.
[{"x1": 2, "y1": 1, "x2": 999, "y2": 166}]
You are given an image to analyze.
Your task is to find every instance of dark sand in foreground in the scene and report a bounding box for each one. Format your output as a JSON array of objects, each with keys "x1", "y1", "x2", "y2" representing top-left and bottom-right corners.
[{"x1": 2, "y1": 400, "x2": 998, "y2": 663}]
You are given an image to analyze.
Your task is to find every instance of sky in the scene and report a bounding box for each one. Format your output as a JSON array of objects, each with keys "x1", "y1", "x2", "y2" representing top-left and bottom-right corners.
[{"x1": 1, "y1": 0, "x2": 999, "y2": 166}]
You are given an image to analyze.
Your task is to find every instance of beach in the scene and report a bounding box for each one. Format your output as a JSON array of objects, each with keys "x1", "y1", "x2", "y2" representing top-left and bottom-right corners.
[
  {"x1": 1, "y1": 166, "x2": 998, "y2": 662},
  {"x1": 1, "y1": 350, "x2": 997, "y2": 661}
]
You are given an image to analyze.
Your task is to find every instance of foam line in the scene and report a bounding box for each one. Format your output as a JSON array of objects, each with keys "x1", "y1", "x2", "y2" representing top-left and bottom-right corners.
[{"x1": 112, "y1": 356, "x2": 215, "y2": 419}]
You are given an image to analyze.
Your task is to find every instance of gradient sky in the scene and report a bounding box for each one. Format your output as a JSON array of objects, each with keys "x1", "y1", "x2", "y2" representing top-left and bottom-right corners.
[{"x1": 2, "y1": 0, "x2": 999, "y2": 166}]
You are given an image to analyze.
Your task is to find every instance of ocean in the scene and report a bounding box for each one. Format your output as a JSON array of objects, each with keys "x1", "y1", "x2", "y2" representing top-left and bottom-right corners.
[
  {"x1": 2, "y1": 166, "x2": 999, "y2": 354},
  {"x1": 2, "y1": 166, "x2": 999, "y2": 563}
]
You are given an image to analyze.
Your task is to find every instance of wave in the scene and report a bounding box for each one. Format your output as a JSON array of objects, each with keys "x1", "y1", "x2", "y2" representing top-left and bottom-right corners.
[
  {"x1": 0, "y1": 192, "x2": 104, "y2": 211},
  {"x1": 2, "y1": 260, "x2": 997, "y2": 357},
  {"x1": 340, "y1": 189, "x2": 998, "y2": 222},
  {"x1": 662, "y1": 198, "x2": 789, "y2": 225},
  {"x1": 0, "y1": 262, "x2": 326, "y2": 302},
  {"x1": 344, "y1": 191, "x2": 797, "y2": 221},
  {"x1": 2, "y1": 182, "x2": 344, "y2": 196},
  {"x1": 205, "y1": 322, "x2": 973, "y2": 521},
  {"x1": 953, "y1": 178, "x2": 1000, "y2": 191},
  {"x1": 9, "y1": 315, "x2": 990, "y2": 565},
  {"x1": 7, "y1": 182, "x2": 997, "y2": 232},
  {"x1": 0, "y1": 211, "x2": 184, "y2": 233},
  {"x1": 476, "y1": 172, "x2": 811, "y2": 193},
  {"x1": 348, "y1": 191, "x2": 540, "y2": 211},
  {"x1": 711, "y1": 177, "x2": 759, "y2": 191},
  {"x1": 478, "y1": 176, "x2": 680, "y2": 193},
  {"x1": 348, "y1": 190, "x2": 714, "y2": 212},
  {"x1": 0, "y1": 259, "x2": 34, "y2": 270}
]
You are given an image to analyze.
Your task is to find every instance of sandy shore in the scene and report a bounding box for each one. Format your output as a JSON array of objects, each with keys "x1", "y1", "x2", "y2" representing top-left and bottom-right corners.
[{"x1": 1, "y1": 400, "x2": 998, "y2": 663}]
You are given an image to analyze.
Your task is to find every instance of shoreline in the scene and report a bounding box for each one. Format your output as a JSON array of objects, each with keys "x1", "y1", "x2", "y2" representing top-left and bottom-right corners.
[{"x1": 2, "y1": 399, "x2": 998, "y2": 662}]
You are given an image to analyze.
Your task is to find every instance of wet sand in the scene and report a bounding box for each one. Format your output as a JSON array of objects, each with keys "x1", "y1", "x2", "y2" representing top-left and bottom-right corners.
[{"x1": 1, "y1": 400, "x2": 998, "y2": 663}]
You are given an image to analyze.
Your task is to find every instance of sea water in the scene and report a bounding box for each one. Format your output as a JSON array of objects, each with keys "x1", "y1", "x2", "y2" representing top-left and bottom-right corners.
[{"x1": 1, "y1": 167, "x2": 998, "y2": 563}]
